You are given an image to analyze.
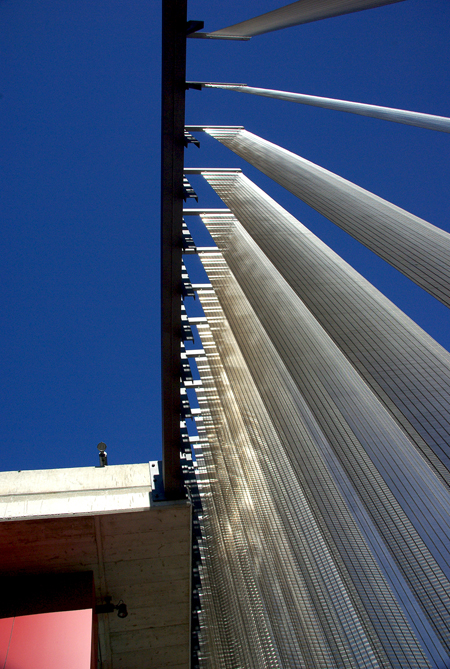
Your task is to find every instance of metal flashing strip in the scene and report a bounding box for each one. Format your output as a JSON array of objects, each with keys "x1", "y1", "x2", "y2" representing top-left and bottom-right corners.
[
  {"x1": 187, "y1": 32, "x2": 250, "y2": 40},
  {"x1": 182, "y1": 245, "x2": 219, "y2": 255},
  {"x1": 186, "y1": 81, "x2": 247, "y2": 88},
  {"x1": 183, "y1": 208, "x2": 231, "y2": 214},
  {"x1": 185, "y1": 348, "x2": 206, "y2": 357},
  {"x1": 184, "y1": 167, "x2": 242, "y2": 174},
  {"x1": 185, "y1": 125, "x2": 244, "y2": 132}
]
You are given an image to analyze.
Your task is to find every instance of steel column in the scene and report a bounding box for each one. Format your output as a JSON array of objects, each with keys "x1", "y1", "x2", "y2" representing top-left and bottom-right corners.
[{"x1": 161, "y1": 0, "x2": 187, "y2": 498}]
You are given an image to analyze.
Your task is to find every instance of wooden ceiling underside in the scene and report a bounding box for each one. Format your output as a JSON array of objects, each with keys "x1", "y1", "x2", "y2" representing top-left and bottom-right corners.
[{"x1": 0, "y1": 504, "x2": 191, "y2": 669}]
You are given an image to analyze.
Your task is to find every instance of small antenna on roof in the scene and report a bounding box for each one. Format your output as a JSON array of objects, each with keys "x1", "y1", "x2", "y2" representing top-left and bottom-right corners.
[{"x1": 97, "y1": 442, "x2": 108, "y2": 467}]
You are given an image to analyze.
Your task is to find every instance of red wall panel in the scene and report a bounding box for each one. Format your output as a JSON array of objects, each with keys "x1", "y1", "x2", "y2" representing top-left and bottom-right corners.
[{"x1": 0, "y1": 609, "x2": 93, "y2": 669}]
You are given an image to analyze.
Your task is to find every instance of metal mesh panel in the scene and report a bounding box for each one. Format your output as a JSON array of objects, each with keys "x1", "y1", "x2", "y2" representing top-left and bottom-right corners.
[
  {"x1": 192, "y1": 214, "x2": 450, "y2": 668},
  {"x1": 200, "y1": 171, "x2": 450, "y2": 488},
  {"x1": 204, "y1": 128, "x2": 450, "y2": 308},
  {"x1": 205, "y1": 85, "x2": 450, "y2": 133},
  {"x1": 194, "y1": 306, "x2": 388, "y2": 668},
  {"x1": 209, "y1": 0, "x2": 405, "y2": 37}
]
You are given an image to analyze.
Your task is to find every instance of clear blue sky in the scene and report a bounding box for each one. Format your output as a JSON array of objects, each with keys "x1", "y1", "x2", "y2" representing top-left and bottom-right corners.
[{"x1": 1, "y1": 0, "x2": 449, "y2": 471}]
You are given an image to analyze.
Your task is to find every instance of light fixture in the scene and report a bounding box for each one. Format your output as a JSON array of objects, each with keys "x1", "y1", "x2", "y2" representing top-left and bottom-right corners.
[
  {"x1": 97, "y1": 442, "x2": 108, "y2": 467},
  {"x1": 95, "y1": 596, "x2": 128, "y2": 618},
  {"x1": 116, "y1": 601, "x2": 128, "y2": 618}
]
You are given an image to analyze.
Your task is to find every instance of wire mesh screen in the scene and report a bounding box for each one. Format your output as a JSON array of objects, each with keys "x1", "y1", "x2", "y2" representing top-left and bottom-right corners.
[{"x1": 190, "y1": 206, "x2": 450, "y2": 668}]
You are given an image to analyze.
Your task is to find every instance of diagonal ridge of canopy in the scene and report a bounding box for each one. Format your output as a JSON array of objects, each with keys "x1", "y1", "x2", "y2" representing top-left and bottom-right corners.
[
  {"x1": 201, "y1": 126, "x2": 450, "y2": 308},
  {"x1": 208, "y1": 0, "x2": 406, "y2": 37},
  {"x1": 204, "y1": 84, "x2": 450, "y2": 134}
]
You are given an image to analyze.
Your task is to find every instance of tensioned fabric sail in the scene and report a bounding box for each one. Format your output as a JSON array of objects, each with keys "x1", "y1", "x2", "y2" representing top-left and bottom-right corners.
[
  {"x1": 199, "y1": 171, "x2": 450, "y2": 486},
  {"x1": 192, "y1": 212, "x2": 450, "y2": 668},
  {"x1": 208, "y1": 0, "x2": 405, "y2": 37},
  {"x1": 204, "y1": 84, "x2": 450, "y2": 134},
  {"x1": 202, "y1": 127, "x2": 450, "y2": 308}
]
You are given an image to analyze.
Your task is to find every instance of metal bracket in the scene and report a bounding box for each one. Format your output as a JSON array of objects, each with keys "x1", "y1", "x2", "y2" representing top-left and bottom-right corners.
[
  {"x1": 151, "y1": 461, "x2": 165, "y2": 502},
  {"x1": 186, "y1": 81, "x2": 247, "y2": 89},
  {"x1": 187, "y1": 32, "x2": 250, "y2": 41},
  {"x1": 183, "y1": 176, "x2": 198, "y2": 202},
  {"x1": 186, "y1": 20, "x2": 204, "y2": 35},
  {"x1": 184, "y1": 130, "x2": 201, "y2": 148}
]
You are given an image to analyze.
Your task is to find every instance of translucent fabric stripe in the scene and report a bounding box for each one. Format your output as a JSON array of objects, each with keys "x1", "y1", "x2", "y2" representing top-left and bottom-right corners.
[
  {"x1": 209, "y1": 0, "x2": 405, "y2": 37},
  {"x1": 203, "y1": 128, "x2": 450, "y2": 308},
  {"x1": 205, "y1": 85, "x2": 450, "y2": 134}
]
